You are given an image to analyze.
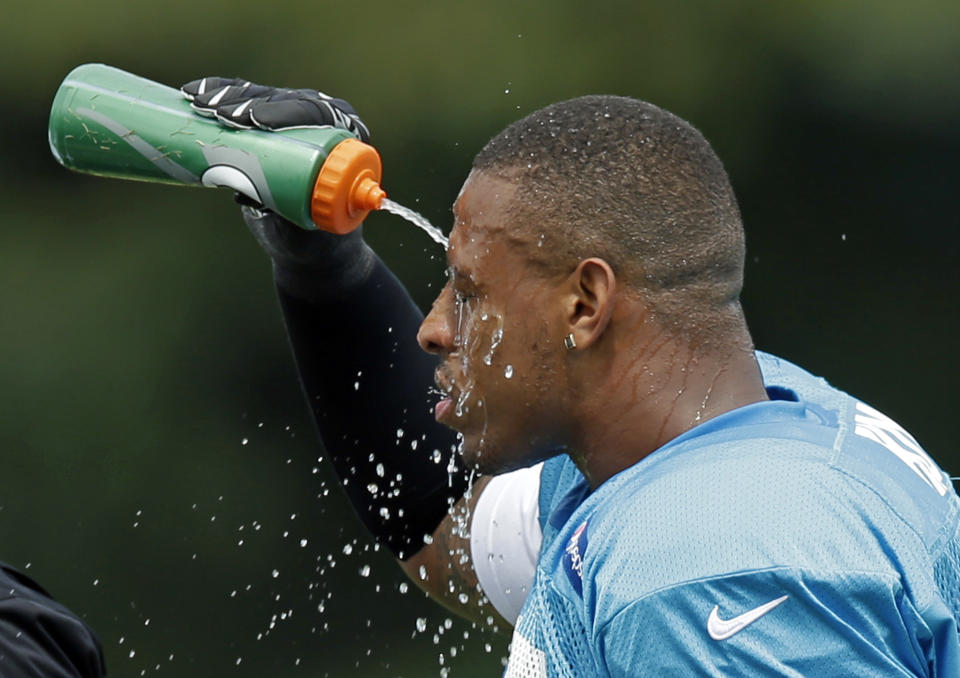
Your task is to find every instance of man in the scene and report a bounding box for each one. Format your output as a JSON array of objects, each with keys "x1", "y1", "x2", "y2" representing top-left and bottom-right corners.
[{"x1": 183, "y1": 79, "x2": 960, "y2": 675}]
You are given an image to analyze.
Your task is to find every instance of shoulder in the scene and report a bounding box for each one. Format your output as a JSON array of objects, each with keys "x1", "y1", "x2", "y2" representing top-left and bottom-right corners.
[{"x1": 580, "y1": 425, "x2": 924, "y2": 609}]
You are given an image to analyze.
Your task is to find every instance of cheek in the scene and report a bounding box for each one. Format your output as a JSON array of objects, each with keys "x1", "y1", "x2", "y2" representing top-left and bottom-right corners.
[
  {"x1": 469, "y1": 307, "x2": 512, "y2": 378},
  {"x1": 454, "y1": 306, "x2": 512, "y2": 399},
  {"x1": 462, "y1": 300, "x2": 551, "y2": 384}
]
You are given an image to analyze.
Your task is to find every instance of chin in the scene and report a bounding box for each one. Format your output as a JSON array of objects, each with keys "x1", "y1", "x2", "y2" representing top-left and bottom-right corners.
[
  {"x1": 457, "y1": 433, "x2": 508, "y2": 475},
  {"x1": 458, "y1": 432, "x2": 557, "y2": 477}
]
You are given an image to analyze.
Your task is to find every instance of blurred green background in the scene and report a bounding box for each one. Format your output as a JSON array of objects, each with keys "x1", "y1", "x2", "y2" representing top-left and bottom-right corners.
[{"x1": 2, "y1": 0, "x2": 958, "y2": 675}]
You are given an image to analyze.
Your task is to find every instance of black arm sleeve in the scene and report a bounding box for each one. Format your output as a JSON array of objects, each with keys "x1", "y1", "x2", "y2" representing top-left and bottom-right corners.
[
  {"x1": 0, "y1": 563, "x2": 106, "y2": 677},
  {"x1": 277, "y1": 256, "x2": 468, "y2": 560}
]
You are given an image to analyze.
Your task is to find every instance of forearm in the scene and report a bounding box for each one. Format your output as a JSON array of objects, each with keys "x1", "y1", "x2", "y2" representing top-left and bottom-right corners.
[{"x1": 276, "y1": 254, "x2": 468, "y2": 560}]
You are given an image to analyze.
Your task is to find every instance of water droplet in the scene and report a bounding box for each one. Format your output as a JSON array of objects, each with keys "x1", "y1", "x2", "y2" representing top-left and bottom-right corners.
[
  {"x1": 299, "y1": 538, "x2": 308, "y2": 548},
  {"x1": 241, "y1": 438, "x2": 248, "y2": 446},
  {"x1": 416, "y1": 617, "x2": 427, "y2": 632},
  {"x1": 504, "y1": 365, "x2": 514, "y2": 379},
  {"x1": 399, "y1": 582, "x2": 409, "y2": 593},
  {"x1": 359, "y1": 564, "x2": 371, "y2": 577},
  {"x1": 484, "y1": 327, "x2": 504, "y2": 365},
  {"x1": 272, "y1": 569, "x2": 279, "y2": 578},
  {"x1": 375, "y1": 463, "x2": 385, "y2": 477}
]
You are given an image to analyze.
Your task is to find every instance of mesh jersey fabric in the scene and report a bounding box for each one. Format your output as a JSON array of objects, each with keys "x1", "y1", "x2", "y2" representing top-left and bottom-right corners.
[{"x1": 503, "y1": 352, "x2": 960, "y2": 677}]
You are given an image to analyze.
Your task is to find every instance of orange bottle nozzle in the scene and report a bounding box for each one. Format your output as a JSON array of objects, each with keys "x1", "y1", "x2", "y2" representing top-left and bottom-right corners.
[
  {"x1": 352, "y1": 174, "x2": 387, "y2": 213},
  {"x1": 311, "y1": 137, "x2": 386, "y2": 234}
]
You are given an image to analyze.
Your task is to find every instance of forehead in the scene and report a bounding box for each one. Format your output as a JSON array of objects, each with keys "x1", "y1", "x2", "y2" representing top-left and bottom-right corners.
[{"x1": 449, "y1": 171, "x2": 522, "y2": 268}]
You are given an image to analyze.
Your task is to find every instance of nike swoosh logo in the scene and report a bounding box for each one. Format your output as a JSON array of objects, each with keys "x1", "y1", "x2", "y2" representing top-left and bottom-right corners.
[{"x1": 707, "y1": 595, "x2": 789, "y2": 640}]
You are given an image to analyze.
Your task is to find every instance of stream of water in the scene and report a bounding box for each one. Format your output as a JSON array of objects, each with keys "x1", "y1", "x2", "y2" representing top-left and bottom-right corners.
[{"x1": 380, "y1": 198, "x2": 449, "y2": 249}]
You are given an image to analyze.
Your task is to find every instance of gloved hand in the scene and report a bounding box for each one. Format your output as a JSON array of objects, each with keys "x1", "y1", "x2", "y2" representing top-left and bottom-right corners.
[
  {"x1": 181, "y1": 77, "x2": 370, "y2": 142},
  {"x1": 181, "y1": 77, "x2": 375, "y2": 300}
]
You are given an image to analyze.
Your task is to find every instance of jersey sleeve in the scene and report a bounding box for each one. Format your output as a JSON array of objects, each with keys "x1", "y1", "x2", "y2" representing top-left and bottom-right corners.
[
  {"x1": 470, "y1": 463, "x2": 544, "y2": 625},
  {"x1": 597, "y1": 567, "x2": 936, "y2": 677}
]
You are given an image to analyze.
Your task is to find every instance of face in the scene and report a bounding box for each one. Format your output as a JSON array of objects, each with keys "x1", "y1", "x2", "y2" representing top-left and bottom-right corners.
[{"x1": 417, "y1": 171, "x2": 571, "y2": 474}]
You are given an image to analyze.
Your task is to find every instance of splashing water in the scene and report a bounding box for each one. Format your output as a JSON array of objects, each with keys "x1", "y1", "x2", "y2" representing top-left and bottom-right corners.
[
  {"x1": 483, "y1": 327, "x2": 504, "y2": 366},
  {"x1": 380, "y1": 198, "x2": 448, "y2": 248}
]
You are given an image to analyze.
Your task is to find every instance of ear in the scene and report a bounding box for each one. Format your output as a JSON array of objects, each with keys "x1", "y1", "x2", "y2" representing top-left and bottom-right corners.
[{"x1": 563, "y1": 258, "x2": 616, "y2": 350}]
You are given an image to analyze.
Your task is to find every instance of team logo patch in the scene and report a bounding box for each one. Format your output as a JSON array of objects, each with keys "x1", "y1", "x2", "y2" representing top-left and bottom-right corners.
[{"x1": 563, "y1": 520, "x2": 589, "y2": 595}]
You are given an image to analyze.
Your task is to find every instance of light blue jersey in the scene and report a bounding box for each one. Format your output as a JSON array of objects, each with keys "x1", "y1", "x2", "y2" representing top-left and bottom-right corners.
[{"x1": 504, "y1": 352, "x2": 960, "y2": 677}]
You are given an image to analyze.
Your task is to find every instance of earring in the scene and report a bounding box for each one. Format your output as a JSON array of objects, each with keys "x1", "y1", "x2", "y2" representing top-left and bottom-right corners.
[{"x1": 564, "y1": 333, "x2": 577, "y2": 350}]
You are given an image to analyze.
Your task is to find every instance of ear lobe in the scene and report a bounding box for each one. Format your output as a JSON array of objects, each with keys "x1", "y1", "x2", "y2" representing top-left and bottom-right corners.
[{"x1": 565, "y1": 258, "x2": 616, "y2": 349}]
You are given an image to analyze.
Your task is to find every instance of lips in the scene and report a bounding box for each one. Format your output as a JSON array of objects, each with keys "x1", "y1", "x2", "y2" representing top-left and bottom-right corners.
[
  {"x1": 433, "y1": 368, "x2": 458, "y2": 423},
  {"x1": 434, "y1": 397, "x2": 453, "y2": 421}
]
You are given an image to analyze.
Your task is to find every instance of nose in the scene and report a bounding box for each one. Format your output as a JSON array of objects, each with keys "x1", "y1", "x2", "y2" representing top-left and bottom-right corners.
[{"x1": 417, "y1": 286, "x2": 454, "y2": 355}]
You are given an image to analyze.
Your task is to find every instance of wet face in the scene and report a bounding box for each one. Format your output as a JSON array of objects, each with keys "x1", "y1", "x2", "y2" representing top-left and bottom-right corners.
[{"x1": 417, "y1": 171, "x2": 571, "y2": 474}]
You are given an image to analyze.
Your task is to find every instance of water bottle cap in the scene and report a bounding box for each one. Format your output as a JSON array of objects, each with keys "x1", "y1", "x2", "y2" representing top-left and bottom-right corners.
[{"x1": 311, "y1": 138, "x2": 386, "y2": 234}]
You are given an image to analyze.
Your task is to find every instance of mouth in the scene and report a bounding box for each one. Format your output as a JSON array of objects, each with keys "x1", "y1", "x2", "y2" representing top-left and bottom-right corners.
[
  {"x1": 432, "y1": 368, "x2": 459, "y2": 423},
  {"x1": 434, "y1": 397, "x2": 454, "y2": 422}
]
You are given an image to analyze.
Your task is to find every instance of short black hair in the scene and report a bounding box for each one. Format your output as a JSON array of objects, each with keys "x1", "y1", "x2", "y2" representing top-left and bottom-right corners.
[{"x1": 473, "y1": 95, "x2": 746, "y2": 336}]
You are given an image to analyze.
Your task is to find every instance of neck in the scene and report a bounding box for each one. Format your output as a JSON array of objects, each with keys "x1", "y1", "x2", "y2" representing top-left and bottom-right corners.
[{"x1": 567, "y1": 332, "x2": 768, "y2": 489}]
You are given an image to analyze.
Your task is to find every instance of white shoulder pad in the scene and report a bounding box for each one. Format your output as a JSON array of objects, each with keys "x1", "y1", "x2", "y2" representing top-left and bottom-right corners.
[{"x1": 470, "y1": 462, "x2": 544, "y2": 625}]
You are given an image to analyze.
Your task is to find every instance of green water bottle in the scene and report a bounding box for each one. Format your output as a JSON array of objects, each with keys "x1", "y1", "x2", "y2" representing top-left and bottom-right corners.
[{"x1": 48, "y1": 63, "x2": 386, "y2": 234}]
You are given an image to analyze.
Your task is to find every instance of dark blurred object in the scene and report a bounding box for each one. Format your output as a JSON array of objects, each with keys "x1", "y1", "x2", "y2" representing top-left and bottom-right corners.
[{"x1": 0, "y1": 562, "x2": 105, "y2": 677}]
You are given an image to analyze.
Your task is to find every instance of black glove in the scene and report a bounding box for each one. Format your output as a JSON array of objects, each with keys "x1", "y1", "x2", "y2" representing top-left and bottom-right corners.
[
  {"x1": 181, "y1": 77, "x2": 370, "y2": 142},
  {"x1": 182, "y1": 77, "x2": 375, "y2": 300}
]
